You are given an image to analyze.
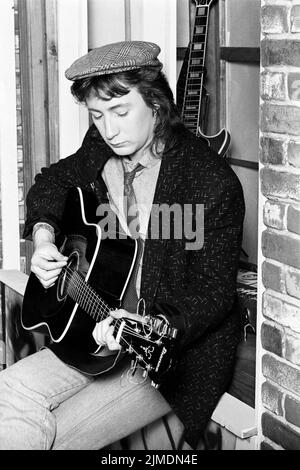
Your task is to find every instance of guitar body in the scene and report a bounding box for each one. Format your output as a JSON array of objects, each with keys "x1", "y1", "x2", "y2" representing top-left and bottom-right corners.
[
  {"x1": 22, "y1": 187, "x2": 137, "y2": 373},
  {"x1": 22, "y1": 187, "x2": 178, "y2": 384},
  {"x1": 197, "y1": 127, "x2": 230, "y2": 157}
]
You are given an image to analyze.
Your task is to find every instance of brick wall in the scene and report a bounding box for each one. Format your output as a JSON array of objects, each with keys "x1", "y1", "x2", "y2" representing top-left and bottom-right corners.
[{"x1": 260, "y1": 0, "x2": 300, "y2": 450}]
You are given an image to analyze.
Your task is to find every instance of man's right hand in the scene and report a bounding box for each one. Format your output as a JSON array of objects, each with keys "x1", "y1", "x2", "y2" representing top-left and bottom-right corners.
[{"x1": 31, "y1": 227, "x2": 68, "y2": 289}]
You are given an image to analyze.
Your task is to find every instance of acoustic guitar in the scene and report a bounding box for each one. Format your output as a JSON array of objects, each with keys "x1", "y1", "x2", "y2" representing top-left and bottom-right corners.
[{"x1": 21, "y1": 187, "x2": 178, "y2": 388}]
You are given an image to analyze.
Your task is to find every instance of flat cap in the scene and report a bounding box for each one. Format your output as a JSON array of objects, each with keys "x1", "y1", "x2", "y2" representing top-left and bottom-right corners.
[{"x1": 65, "y1": 40, "x2": 162, "y2": 81}]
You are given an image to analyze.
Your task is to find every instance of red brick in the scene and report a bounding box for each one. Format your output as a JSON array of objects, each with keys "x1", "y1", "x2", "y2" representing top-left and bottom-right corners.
[
  {"x1": 286, "y1": 267, "x2": 300, "y2": 300},
  {"x1": 17, "y1": 109, "x2": 22, "y2": 127},
  {"x1": 16, "y1": 88, "x2": 21, "y2": 108},
  {"x1": 261, "y1": 6, "x2": 289, "y2": 34},
  {"x1": 291, "y1": 5, "x2": 300, "y2": 33},
  {"x1": 261, "y1": 103, "x2": 300, "y2": 136},
  {"x1": 263, "y1": 292, "x2": 283, "y2": 324},
  {"x1": 17, "y1": 148, "x2": 23, "y2": 163},
  {"x1": 285, "y1": 395, "x2": 300, "y2": 428},
  {"x1": 287, "y1": 205, "x2": 300, "y2": 235},
  {"x1": 260, "y1": 136, "x2": 286, "y2": 165},
  {"x1": 261, "y1": 39, "x2": 300, "y2": 67},
  {"x1": 261, "y1": 322, "x2": 283, "y2": 357},
  {"x1": 288, "y1": 141, "x2": 300, "y2": 168},
  {"x1": 261, "y1": 71, "x2": 286, "y2": 101},
  {"x1": 19, "y1": 240, "x2": 27, "y2": 257},
  {"x1": 17, "y1": 165, "x2": 23, "y2": 184},
  {"x1": 262, "y1": 230, "x2": 300, "y2": 269},
  {"x1": 262, "y1": 412, "x2": 300, "y2": 450},
  {"x1": 16, "y1": 70, "x2": 20, "y2": 88},
  {"x1": 17, "y1": 126, "x2": 23, "y2": 146},
  {"x1": 263, "y1": 200, "x2": 287, "y2": 230},
  {"x1": 262, "y1": 354, "x2": 300, "y2": 396},
  {"x1": 288, "y1": 73, "x2": 300, "y2": 102},
  {"x1": 285, "y1": 333, "x2": 300, "y2": 366},
  {"x1": 282, "y1": 301, "x2": 300, "y2": 334},
  {"x1": 262, "y1": 261, "x2": 284, "y2": 292},
  {"x1": 261, "y1": 168, "x2": 300, "y2": 200},
  {"x1": 262, "y1": 381, "x2": 283, "y2": 416},
  {"x1": 19, "y1": 205, "x2": 24, "y2": 222}
]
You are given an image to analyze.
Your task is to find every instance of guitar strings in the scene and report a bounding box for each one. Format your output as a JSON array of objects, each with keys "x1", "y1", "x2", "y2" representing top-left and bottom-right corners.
[
  {"x1": 60, "y1": 266, "x2": 150, "y2": 329},
  {"x1": 61, "y1": 266, "x2": 111, "y2": 321},
  {"x1": 61, "y1": 266, "x2": 163, "y2": 341},
  {"x1": 59, "y1": 267, "x2": 163, "y2": 331},
  {"x1": 56, "y1": 264, "x2": 164, "y2": 379},
  {"x1": 59, "y1": 265, "x2": 164, "y2": 336}
]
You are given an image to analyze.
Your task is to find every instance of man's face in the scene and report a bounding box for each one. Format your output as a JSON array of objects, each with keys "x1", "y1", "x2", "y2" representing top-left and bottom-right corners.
[{"x1": 86, "y1": 87, "x2": 155, "y2": 162}]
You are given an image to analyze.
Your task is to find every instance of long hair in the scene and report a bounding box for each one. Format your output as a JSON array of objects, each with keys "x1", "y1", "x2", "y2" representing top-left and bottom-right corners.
[{"x1": 70, "y1": 67, "x2": 185, "y2": 156}]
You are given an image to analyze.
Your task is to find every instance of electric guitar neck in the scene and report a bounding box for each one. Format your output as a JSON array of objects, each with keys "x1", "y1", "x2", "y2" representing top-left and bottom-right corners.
[{"x1": 178, "y1": 0, "x2": 230, "y2": 158}]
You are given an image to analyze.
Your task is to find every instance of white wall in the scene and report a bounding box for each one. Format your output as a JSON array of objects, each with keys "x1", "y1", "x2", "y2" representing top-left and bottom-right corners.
[
  {"x1": 57, "y1": 0, "x2": 89, "y2": 158},
  {"x1": 88, "y1": 0, "x2": 125, "y2": 46},
  {"x1": 177, "y1": 0, "x2": 190, "y2": 47},
  {"x1": 176, "y1": 0, "x2": 190, "y2": 81},
  {"x1": 88, "y1": 0, "x2": 177, "y2": 99},
  {"x1": 130, "y1": 0, "x2": 177, "y2": 97}
]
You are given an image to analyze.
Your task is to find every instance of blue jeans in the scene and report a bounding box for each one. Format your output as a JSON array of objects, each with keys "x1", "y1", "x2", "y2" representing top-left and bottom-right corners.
[{"x1": 0, "y1": 348, "x2": 174, "y2": 450}]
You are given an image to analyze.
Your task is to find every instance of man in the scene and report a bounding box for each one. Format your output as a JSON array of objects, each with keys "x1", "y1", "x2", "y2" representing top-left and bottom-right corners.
[{"x1": 0, "y1": 41, "x2": 245, "y2": 449}]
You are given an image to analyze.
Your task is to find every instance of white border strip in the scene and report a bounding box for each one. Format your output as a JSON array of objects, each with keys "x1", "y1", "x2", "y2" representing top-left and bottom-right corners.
[{"x1": 0, "y1": 0, "x2": 20, "y2": 269}]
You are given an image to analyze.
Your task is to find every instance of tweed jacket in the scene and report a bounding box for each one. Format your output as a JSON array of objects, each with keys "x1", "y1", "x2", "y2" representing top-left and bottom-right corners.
[{"x1": 24, "y1": 124, "x2": 245, "y2": 448}]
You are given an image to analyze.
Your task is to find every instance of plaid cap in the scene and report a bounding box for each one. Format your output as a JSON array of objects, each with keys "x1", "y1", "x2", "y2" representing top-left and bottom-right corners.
[{"x1": 65, "y1": 40, "x2": 162, "y2": 81}]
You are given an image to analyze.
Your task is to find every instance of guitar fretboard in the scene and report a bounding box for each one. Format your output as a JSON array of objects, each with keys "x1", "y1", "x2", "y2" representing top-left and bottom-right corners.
[
  {"x1": 67, "y1": 270, "x2": 110, "y2": 323},
  {"x1": 181, "y1": 5, "x2": 209, "y2": 133}
]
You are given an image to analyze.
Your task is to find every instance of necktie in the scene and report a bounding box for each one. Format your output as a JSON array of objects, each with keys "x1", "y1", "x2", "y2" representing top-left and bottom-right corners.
[
  {"x1": 122, "y1": 162, "x2": 144, "y2": 312},
  {"x1": 123, "y1": 163, "x2": 144, "y2": 237}
]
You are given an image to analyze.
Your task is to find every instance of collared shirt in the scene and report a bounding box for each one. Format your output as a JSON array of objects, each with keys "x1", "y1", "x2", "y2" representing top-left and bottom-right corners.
[{"x1": 101, "y1": 153, "x2": 161, "y2": 299}]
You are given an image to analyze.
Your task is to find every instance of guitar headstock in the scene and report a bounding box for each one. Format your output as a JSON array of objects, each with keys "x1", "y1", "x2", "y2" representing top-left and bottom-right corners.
[
  {"x1": 194, "y1": 0, "x2": 214, "y2": 7},
  {"x1": 115, "y1": 317, "x2": 178, "y2": 388}
]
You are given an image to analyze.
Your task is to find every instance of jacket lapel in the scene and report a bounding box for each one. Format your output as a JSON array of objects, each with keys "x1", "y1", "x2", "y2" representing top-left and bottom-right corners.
[{"x1": 141, "y1": 145, "x2": 185, "y2": 309}]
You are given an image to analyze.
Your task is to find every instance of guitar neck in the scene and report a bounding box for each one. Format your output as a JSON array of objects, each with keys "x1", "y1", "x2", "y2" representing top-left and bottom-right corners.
[
  {"x1": 182, "y1": 3, "x2": 210, "y2": 133},
  {"x1": 66, "y1": 269, "x2": 148, "y2": 366}
]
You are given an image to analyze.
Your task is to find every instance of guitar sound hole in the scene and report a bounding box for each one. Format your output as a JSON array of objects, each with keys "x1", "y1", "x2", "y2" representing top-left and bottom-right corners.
[{"x1": 57, "y1": 251, "x2": 79, "y2": 301}]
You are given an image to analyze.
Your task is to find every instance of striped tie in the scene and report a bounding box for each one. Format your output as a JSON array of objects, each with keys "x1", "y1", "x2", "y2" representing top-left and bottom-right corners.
[
  {"x1": 122, "y1": 162, "x2": 144, "y2": 312},
  {"x1": 123, "y1": 163, "x2": 144, "y2": 237}
]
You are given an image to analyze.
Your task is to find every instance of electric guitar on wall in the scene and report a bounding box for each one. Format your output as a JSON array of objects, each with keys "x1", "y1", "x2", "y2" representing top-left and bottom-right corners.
[
  {"x1": 21, "y1": 187, "x2": 178, "y2": 388},
  {"x1": 177, "y1": 0, "x2": 230, "y2": 157}
]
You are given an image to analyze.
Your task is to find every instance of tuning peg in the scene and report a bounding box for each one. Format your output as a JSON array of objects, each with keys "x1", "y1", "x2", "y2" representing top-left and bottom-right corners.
[
  {"x1": 130, "y1": 358, "x2": 138, "y2": 376},
  {"x1": 151, "y1": 381, "x2": 160, "y2": 389}
]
